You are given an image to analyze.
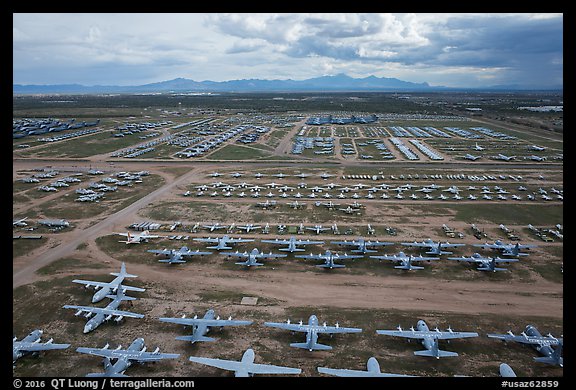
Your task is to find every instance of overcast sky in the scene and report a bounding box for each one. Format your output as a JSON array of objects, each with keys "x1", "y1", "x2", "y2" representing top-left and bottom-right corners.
[{"x1": 13, "y1": 13, "x2": 563, "y2": 88}]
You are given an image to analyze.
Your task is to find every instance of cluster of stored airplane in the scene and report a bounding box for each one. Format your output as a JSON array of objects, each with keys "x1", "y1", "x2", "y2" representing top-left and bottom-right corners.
[
  {"x1": 138, "y1": 235, "x2": 536, "y2": 271},
  {"x1": 183, "y1": 180, "x2": 563, "y2": 202}
]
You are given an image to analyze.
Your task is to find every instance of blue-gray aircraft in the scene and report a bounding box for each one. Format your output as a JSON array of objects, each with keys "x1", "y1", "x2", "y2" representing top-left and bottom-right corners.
[
  {"x1": 330, "y1": 238, "x2": 394, "y2": 254},
  {"x1": 63, "y1": 286, "x2": 144, "y2": 333},
  {"x1": 473, "y1": 241, "x2": 537, "y2": 257},
  {"x1": 221, "y1": 248, "x2": 287, "y2": 267},
  {"x1": 447, "y1": 253, "x2": 518, "y2": 272},
  {"x1": 500, "y1": 363, "x2": 517, "y2": 377},
  {"x1": 72, "y1": 262, "x2": 145, "y2": 303},
  {"x1": 487, "y1": 325, "x2": 563, "y2": 367},
  {"x1": 193, "y1": 235, "x2": 254, "y2": 250},
  {"x1": 147, "y1": 246, "x2": 212, "y2": 264},
  {"x1": 317, "y1": 357, "x2": 416, "y2": 377},
  {"x1": 261, "y1": 236, "x2": 324, "y2": 253},
  {"x1": 295, "y1": 250, "x2": 364, "y2": 269},
  {"x1": 401, "y1": 239, "x2": 466, "y2": 255},
  {"x1": 376, "y1": 320, "x2": 479, "y2": 358},
  {"x1": 264, "y1": 314, "x2": 362, "y2": 351},
  {"x1": 188, "y1": 348, "x2": 301, "y2": 377},
  {"x1": 369, "y1": 252, "x2": 439, "y2": 271},
  {"x1": 77, "y1": 337, "x2": 179, "y2": 377},
  {"x1": 159, "y1": 309, "x2": 253, "y2": 344},
  {"x1": 13, "y1": 329, "x2": 70, "y2": 365}
]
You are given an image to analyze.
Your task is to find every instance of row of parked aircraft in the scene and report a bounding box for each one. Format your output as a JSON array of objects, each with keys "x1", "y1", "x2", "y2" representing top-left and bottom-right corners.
[{"x1": 16, "y1": 262, "x2": 562, "y2": 375}]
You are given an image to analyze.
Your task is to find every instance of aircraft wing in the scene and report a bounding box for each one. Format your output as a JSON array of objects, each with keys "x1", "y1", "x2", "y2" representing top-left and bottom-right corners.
[
  {"x1": 160, "y1": 317, "x2": 252, "y2": 327},
  {"x1": 487, "y1": 333, "x2": 562, "y2": 346},
  {"x1": 147, "y1": 249, "x2": 171, "y2": 255},
  {"x1": 261, "y1": 239, "x2": 291, "y2": 245},
  {"x1": 188, "y1": 356, "x2": 244, "y2": 373},
  {"x1": 400, "y1": 242, "x2": 430, "y2": 248},
  {"x1": 71, "y1": 280, "x2": 145, "y2": 292},
  {"x1": 317, "y1": 367, "x2": 413, "y2": 377},
  {"x1": 409, "y1": 256, "x2": 440, "y2": 262},
  {"x1": 376, "y1": 329, "x2": 477, "y2": 340},
  {"x1": 227, "y1": 238, "x2": 255, "y2": 243},
  {"x1": 447, "y1": 256, "x2": 484, "y2": 263},
  {"x1": 220, "y1": 252, "x2": 248, "y2": 258},
  {"x1": 472, "y1": 243, "x2": 501, "y2": 250},
  {"x1": 442, "y1": 243, "x2": 466, "y2": 248},
  {"x1": 185, "y1": 250, "x2": 213, "y2": 256},
  {"x1": 63, "y1": 305, "x2": 144, "y2": 319},
  {"x1": 316, "y1": 325, "x2": 362, "y2": 334},
  {"x1": 17, "y1": 342, "x2": 71, "y2": 352},
  {"x1": 193, "y1": 237, "x2": 219, "y2": 243},
  {"x1": 334, "y1": 254, "x2": 364, "y2": 260},
  {"x1": 256, "y1": 253, "x2": 288, "y2": 259},
  {"x1": 244, "y1": 363, "x2": 301, "y2": 375},
  {"x1": 369, "y1": 255, "x2": 401, "y2": 261},
  {"x1": 76, "y1": 347, "x2": 178, "y2": 361},
  {"x1": 264, "y1": 322, "x2": 310, "y2": 333},
  {"x1": 294, "y1": 254, "x2": 324, "y2": 260},
  {"x1": 330, "y1": 240, "x2": 357, "y2": 246}
]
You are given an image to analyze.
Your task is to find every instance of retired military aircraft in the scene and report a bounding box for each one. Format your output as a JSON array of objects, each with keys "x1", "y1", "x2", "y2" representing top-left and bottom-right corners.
[
  {"x1": 203, "y1": 223, "x2": 228, "y2": 232},
  {"x1": 330, "y1": 238, "x2": 394, "y2": 254},
  {"x1": 147, "y1": 246, "x2": 212, "y2": 264},
  {"x1": 159, "y1": 309, "x2": 252, "y2": 344},
  {"x1": 261, "y1": 236, "x2": 324, "y2": 253},
  {"x1": 318, "y1": 357, "x2": 416, "y2": 377},
  {"x1": 376, "y1": 320, "x2": 478, "y2": 358},
  {"x1": 72, "y1": 262, "x2": 145, "y2": 303},
  {"x1": 264, "y1": 314, "x2": 362, "y2": 351},
  {"x1": 401, "y1": 239, "x2": 466, "y2": 255},
  {"x1": 487, "y1": 325, "x2": 563, "y2": 367},
  {"x1": 369, "y1": 252, "x2": 439, "y2": 270},
  {"x1": 462, "y1": 154, "x2": 482, "y2": 161},
  {"x1": 236, "y1": 224, "x2": 262, "y2": 233},
  {"x1": 116, "y1": 230, "x2": 159, "y2": 244},
  {"x1": 447, "y1": 253, "x2": 518, "y2": 272},
  {"x1": 306, "y1": 225, "x2": 331, "y2": 234},
  {"x1": 13, "y1": 217, "x2": 28, "y2": 227},
  {"x1": 63, "y1": 286, "x2": 144, "y2": 333},
  {"x1": 77, "y1": 337, "x2": 179, "y2": 377},
  {"x1": 13, "y1": 330, "x2": 70, "y2": 365},
  {"x1": 189, "y1": 348, "x2": 301, "y2": 377},
  {"x1": 221, "y1": 248, "x2": 287, "y2": 267},
  {"x1": 472, "y1": 241, "x2": 537, "y2": 257},
  {"x1": 193, "y1": 235, "x2": 254, "y2": 250},
  {"x1": 295, "y1": 250, "x2": 363, "y2": 269}
]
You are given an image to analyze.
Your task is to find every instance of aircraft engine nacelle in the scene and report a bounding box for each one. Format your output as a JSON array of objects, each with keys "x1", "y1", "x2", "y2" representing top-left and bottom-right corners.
[{"x1": 115, "y1": 316, "x2": 124, "y2": 323}]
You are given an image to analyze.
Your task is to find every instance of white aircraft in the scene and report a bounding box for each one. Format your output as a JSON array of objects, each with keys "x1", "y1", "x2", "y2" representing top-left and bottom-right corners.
[
  {"x1": 287, "y1": 200, "x2": 306, "y2": 209},
  {"x1": 72, "y1": 262, "x2": 145, "y2": 303},
  {"x1": 116, "y1": 230, "x2": 159, "y2": 244},
  {"x1": 494, "y1": 154, "x2": 516, "y2": 161},
  {"x1": 265, "y1": 314, "x2": 362, "y2": 351},
  {"x1": 203, "y1": 223, "x2": 228, "y2": 232},
  {"x1": 159, "y1": 309, "x2": 252, "y2": 343},
  {"x1": 193, "y1": 235, "x2": 254, "y2": 250},
  {"x1": 376, "y1": 320, "x2": 478, "y2": 358},
  {"x1": 472, "y1": 143, "x2": 485, "y2": 151},
  {"x1": 221, "y1": 248, "x2": 287, "y2": 267},
  {"x1": 369, "y1": 252, "x2": 439, "y2": 270},
  {"x1": 306, "y1": 225, "x2": 331, "y2": 234},
  {"x1": 261, "y1": 236, "x2": 324, "y2": 253},
  {"x1": 13, "y1": 217, "x2": 28, "y2": 227},
  {"x1": 189, "y1": 348, "x2": 301, "y2": 377},
  {"x1": 462, "y1": 154, "x2": 482, "y2": 161},
  {"x1": 525, "y1": 155, "x2": 547, "y2": 161},
  {"x1": 13, "y1": 330, "x2": 70, "y2": 365},
  {"x1": 236, "y1": 224, "x2": 262, "y2": 233},
  {"x1": 529, "y1": 145, "x2": 546, "y2": 151},
  {"x1": 318, "y1": 357, "x2": 416, "y2": 377}
]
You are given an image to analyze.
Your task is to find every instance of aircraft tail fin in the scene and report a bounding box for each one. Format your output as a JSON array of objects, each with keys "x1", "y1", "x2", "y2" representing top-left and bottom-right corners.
[
  {"x1": 534, "y1": 343, "x2": 563, "y2": 367},
  {"x1": 290, "y1": 342, "x2": 332, "y2": 351},
  {"x1": 111, "y1": 263, "x2": 138, "y2": 278},
  {"x1": 175, "y1": 335, "x2": 216, "y2": 343},
  {"x1": 414, "y1": 349, "x2": 458, "y2": 358}
]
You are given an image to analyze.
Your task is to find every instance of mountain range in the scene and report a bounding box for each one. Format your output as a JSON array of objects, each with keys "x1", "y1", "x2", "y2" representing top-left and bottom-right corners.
[{"x1": 13, "y1": 74, "x2": 560, "y2": 94}]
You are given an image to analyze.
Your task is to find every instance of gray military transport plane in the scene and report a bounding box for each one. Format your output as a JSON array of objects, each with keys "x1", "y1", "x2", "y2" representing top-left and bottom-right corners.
[
  {"x1": 221, "y1": 248, "x2": 287, "y2": 267},
  {"x1": 72, "y1": 262, "x2": 145, "y2": 303},
  {"x1": 147, "y1": 246, "x2": 212, "y2": 264},
  {"x1": 261, "y1": 236, "x2": 324, "y2": 253},
  {"x1": 188, "y1": 348, "x2": 301, "y2": 377},
  {"x1": 487, "y1": 325, "x2": 563, "y2": 367},
  {"x1": 295, "y1": 250, "x2": 364, "y2": 269},
  {"x1": 447, "y1": 253, "x2": 518, "y2": 272},
  {"x1": 264, "y1": 314, "x2": 362, "y2": 351},
  {"x1": 159, "y1": 309, "x2": 253, "y2": 343},
  {"x1": 13, "y1": 329, "x2": 70, "y2": 365},
  {"x1": 63, "y1": 286, "x2": 144, "y2": 333},
  {"x1": 193, "y1": 235, "x2": 254, "y2": 250},
  {"x1": 77, "y1": 337, "x2": 180, "y2": 377},
  {"x1": 317, "y1": 357, "x2": 416, "y2": 377},
  {"x1": 376, "y1": 319, "x2": 479, "y2": 358},
  {"x1": 330, "y1": 237, "x2": 394, "y2": 254},
  {"x1": 369, "y1": 252, "x2": 439, "y2": 271},
  {"x1": 401, "y1": 239, "x2": 466, "y2": 255}
]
